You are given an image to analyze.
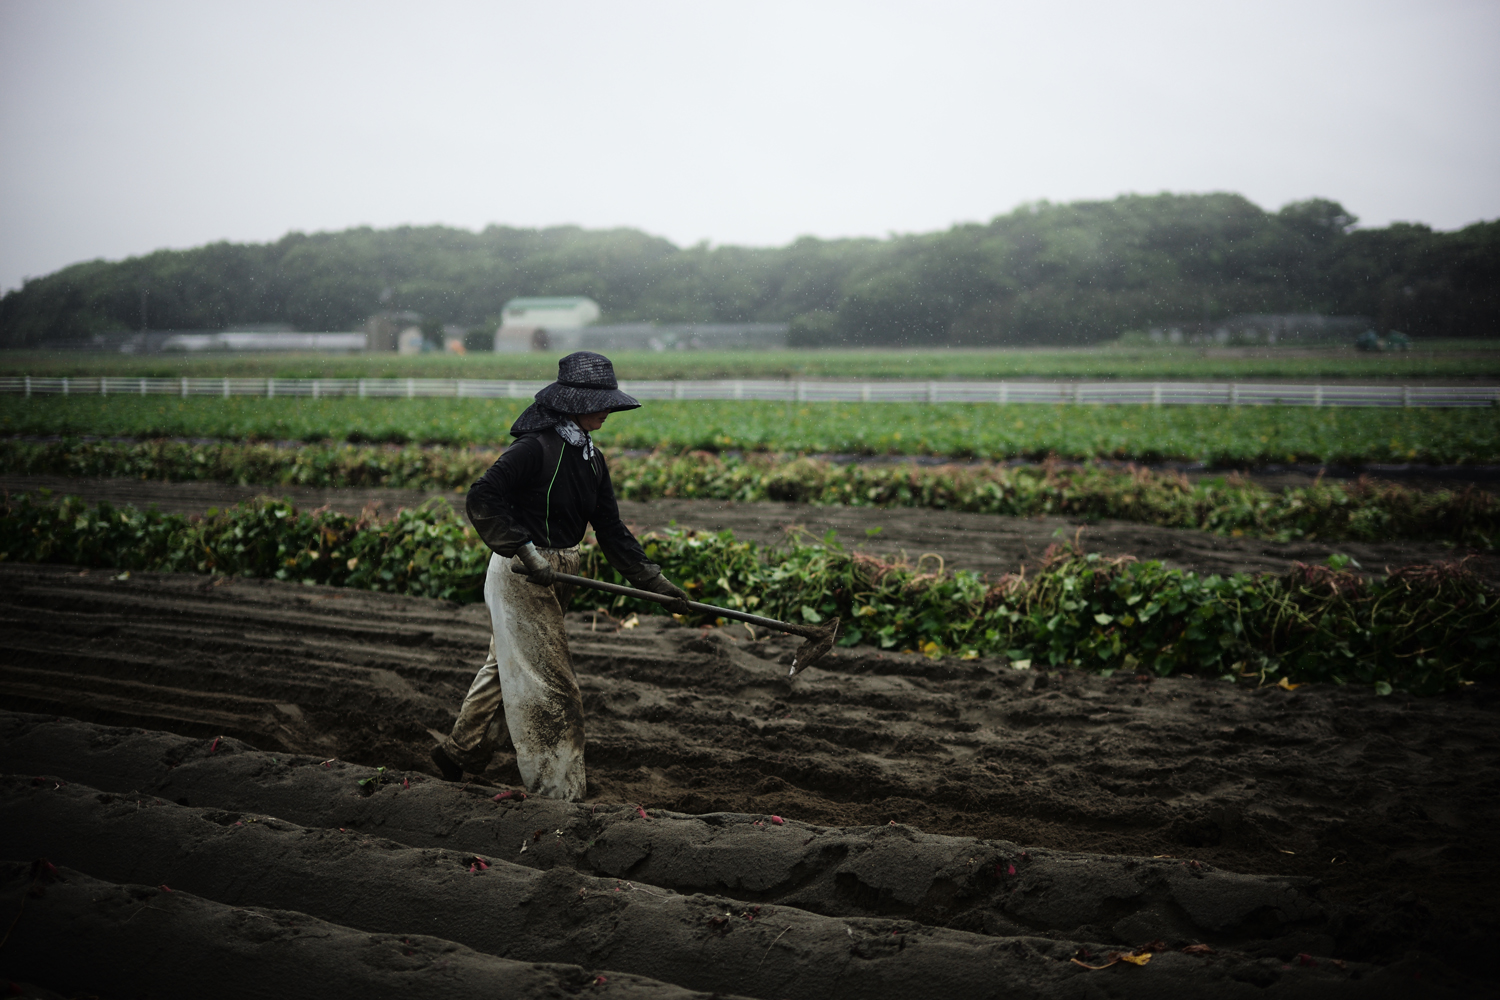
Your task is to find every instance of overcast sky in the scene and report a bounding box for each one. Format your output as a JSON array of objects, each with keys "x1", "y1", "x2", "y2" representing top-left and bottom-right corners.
[{"x1": 1, "y1": 0, "x2": 1497, "y2": 293}]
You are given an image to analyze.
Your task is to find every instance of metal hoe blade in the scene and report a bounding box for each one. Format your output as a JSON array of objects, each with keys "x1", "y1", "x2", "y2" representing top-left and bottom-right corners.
[{"x1": 789, "y1": 618, "x2": 840, "y2": 676}]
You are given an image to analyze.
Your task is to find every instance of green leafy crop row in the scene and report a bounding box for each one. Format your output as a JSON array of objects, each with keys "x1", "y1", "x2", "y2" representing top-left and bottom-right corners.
[
  {"x1": 585, "y1": 529, "x2": 1495, "y2": 697},
  {"x1": 5, "y1": 437, "x2": 1496, "y2": 546},
  {"x1": 2, "y1": 492, "x2": 1494, "y2": 695},
  {"x1": 0, "y1": 492, "x2": 490, "y2": 602},
  {"x1": 5, "y1": 395, "x2": 1499, "y2": 464}
]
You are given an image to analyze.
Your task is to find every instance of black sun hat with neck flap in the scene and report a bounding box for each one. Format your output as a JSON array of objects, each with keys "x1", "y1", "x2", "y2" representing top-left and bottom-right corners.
[{"x1": 510, "y1": 351, "x2": 640, "y2": 436}]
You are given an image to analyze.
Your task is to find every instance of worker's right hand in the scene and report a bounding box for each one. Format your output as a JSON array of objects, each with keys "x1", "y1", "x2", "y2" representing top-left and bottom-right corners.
[
  {"x1": 632, "y1": 568, "x2": 691, "y2": 615},
  {"x1": 514, "y1": 542, "x2": 556, "y2": 587}
]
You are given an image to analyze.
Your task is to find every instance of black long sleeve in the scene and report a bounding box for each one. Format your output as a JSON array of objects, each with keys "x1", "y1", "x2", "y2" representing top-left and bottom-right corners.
[
  {"x1": 589, "y1": 459, "x2": 650, "y2": 576},
  {"x1": 464, "y1": 431, "x2": 650, "y2": 575},
  {"x1": 465, "y1": 435, "x2": 543, "y2": 558}
]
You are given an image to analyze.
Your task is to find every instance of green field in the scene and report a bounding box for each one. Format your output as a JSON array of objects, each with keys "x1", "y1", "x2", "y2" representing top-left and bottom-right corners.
[
  {"x1": 3, "y1": 395, "x2": 1498, "y2": 465},
  {"x1": 4, "y1": 342, "x2": 1499, "y2": 382}
]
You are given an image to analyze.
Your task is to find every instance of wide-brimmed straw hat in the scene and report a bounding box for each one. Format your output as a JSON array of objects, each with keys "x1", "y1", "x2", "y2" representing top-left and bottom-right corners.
[{"x1": 534, "y1": 351, "x2": 640, "y2": 415}]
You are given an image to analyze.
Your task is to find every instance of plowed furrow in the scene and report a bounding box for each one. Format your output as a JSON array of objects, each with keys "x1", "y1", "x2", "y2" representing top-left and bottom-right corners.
[
  {"x1": 9, "y1": 585, "x2": 476, "y2": 648},
  {"x1": 10, "y1": 573, "x2": 486, "y2": 623},
  {"x1": 2, "y1": 643, "x2": 372, "y2": 700},
  {"x1": 0, "y1": 684, "x2": 283, "y2": 746},
  {"x1": 1, "y1": 606, "x2": 482, "y2": 676},
  {"x1": 0, "y1": 635, "x2": 469, "y2": 711},
  {"x1": 0, "y1": 662, "x2": 295, "y2": 717},
  {"x1": 0, "y1": 660, "x2": 453, "y2": 738}
]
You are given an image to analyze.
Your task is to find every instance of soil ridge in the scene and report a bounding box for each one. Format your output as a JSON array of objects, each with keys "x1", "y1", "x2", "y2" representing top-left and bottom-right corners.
[
  {"x1": 0, "y1": 861, "x2": 742, "y2": 1000},
  {"x1": 5, "y1": 775, "x2": 1399, "y2": 999},
  {"x1": 1, "y1": 724, "x2": 1335, "y2": 956}
]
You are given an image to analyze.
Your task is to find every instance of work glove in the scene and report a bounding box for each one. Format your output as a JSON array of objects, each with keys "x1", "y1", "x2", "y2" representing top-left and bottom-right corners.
[
  {"x1": 627, "y1": 566, "x2": 691, "y2": 615},
  {"x1": 514, "y1": 541, "x2": 556, "y2": 587}
]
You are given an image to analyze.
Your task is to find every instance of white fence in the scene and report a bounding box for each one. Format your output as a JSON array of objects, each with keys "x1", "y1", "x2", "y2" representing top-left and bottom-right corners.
[{"x1": 2, "y1": 376, "x2": 1497, "y2": 407}]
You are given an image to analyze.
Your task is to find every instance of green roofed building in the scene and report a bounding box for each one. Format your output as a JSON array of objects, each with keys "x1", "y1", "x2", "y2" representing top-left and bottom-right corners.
[{"x1": 496, "y1": 297, "x2": 601, "y2": 352}]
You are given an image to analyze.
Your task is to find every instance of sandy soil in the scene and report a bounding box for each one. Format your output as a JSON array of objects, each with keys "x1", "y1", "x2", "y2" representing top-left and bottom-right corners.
[
  {"x1": 3, "y1": 473, "x2": 1494, "y2": 583},
  {"x1": 1, "y1": 563, "x2": 1495, "y2": 997}
]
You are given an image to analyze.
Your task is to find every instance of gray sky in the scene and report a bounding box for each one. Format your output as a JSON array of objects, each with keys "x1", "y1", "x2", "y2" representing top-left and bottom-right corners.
[{"x1": 2, "y1": 0, "x2": 1497, "y2": 293}]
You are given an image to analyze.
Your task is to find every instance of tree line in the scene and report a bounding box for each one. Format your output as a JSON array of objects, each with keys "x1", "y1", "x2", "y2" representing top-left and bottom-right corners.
[{"x1": 2, "y1": 192, "x2": 1495, "y2": 349}]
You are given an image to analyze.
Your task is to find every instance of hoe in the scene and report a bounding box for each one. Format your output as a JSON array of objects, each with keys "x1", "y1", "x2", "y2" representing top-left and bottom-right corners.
[{"x1": 513, "y1": 566, "x2": 839, "y2": 675}]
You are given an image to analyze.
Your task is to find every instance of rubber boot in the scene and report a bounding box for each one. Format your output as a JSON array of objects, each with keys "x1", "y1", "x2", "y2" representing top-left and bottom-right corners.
[{"x1": 430, "y1": 745, "x2": 464, "y2": 782}]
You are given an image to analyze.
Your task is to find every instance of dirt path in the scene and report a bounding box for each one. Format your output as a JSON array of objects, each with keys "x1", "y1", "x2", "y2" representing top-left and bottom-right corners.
[
  {"x1": 619, "y1": 497, "x2": 1494, "y2": 581},
  {"x1": 3, "y1": 473, "x2": 1491, "y2": 581},
  {"x1": 1, "y1": 563, "x2": 1494, "y2": 996}
]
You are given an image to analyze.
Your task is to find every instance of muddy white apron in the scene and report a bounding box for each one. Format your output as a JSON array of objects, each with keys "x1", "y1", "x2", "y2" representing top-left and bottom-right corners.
[{"x1": 440, "y1": 548, "x2": 585, "y2": 801}]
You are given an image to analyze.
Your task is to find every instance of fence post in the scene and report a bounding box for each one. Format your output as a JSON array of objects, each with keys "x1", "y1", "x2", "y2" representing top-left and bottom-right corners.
[
  {"x1": 734, "y1": 380, "x2": 745, "y2": 400},
  {"x1": 998, "y1": 382, "x2": 1008, "y2": 404},
  {"x1": 1402, "y1": 385, "x2": 1411, "y2": 408},
  {"x1": 139, "y1": 378, "x2": 146, "y2": 396},
  {"x1": 795, "y1": 381, "x2": 805, "y2": 403},
  {"x1": 24, "y1": 376, "x2": 31, "y2": 398},
  {"x1": 268, "y1": 379, "x2": 276, "y2": 399},
  {"x1": 358, "y1": 378, "x2": 367, "y2": 399},
  {"x1": 181, "y1": 377, "x2": 188, "y2": 398},
  {"x1": 1230, "y1": 383, "x2": 1239, "y2": 405},
  {"x1": 1152, "y1": 383, "x2": 1162, "y2": 406},
  {"x1": 927, "y1": 381, "x2": 937, "y2": 404},
  {"x1": 1313, "y1": 385, "x2": 1323, "y2": 408},
  {"x1": 407, "y1": 378, "x2": 414, "y2": 399},
  {"x1": 861, "y1": 383, "x2": 872, "y2": 403},
  {"x1": 312, "y1": 379, "x2": 320, "y2": 400},
  {"x1": 1072, "y1": 383, "x2": 1081, "y2": 405},
  {"x1": 223, "y1": 377, "x2": 230, "y2": 399},
  {"x1": 62, "y1": 377, "x2": 69, "y2": 397},
  {"x1": 100, "y1": 377, "x2": 107, "y2": 396}
]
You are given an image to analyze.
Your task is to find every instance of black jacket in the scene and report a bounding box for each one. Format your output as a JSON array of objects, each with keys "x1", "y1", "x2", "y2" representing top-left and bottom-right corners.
[{"x1": 465, "y1": 430, "x2": 651, "y2": 577}]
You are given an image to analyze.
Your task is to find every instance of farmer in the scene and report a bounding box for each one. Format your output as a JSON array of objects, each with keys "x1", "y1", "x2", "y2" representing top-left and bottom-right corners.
[{"x1": 430, "y1": 351, "x2": 690, "y2": 800}]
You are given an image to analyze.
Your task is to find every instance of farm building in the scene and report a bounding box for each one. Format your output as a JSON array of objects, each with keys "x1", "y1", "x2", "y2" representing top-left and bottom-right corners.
[
  {"x1": 576, "y1": 323, "x2": 789, "y2": 352},
  {"x1": 494, "y1": 297, "x2": 601, "y2": 353},
  {"x1": 1147, "y1": 313, "x2": 1372, "y2": 346}
]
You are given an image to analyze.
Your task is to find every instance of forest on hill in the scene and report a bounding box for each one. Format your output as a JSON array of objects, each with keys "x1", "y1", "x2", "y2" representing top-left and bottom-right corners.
[{"x1": 2, "y1": 193, "x2": 1495, "y2": 349}]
